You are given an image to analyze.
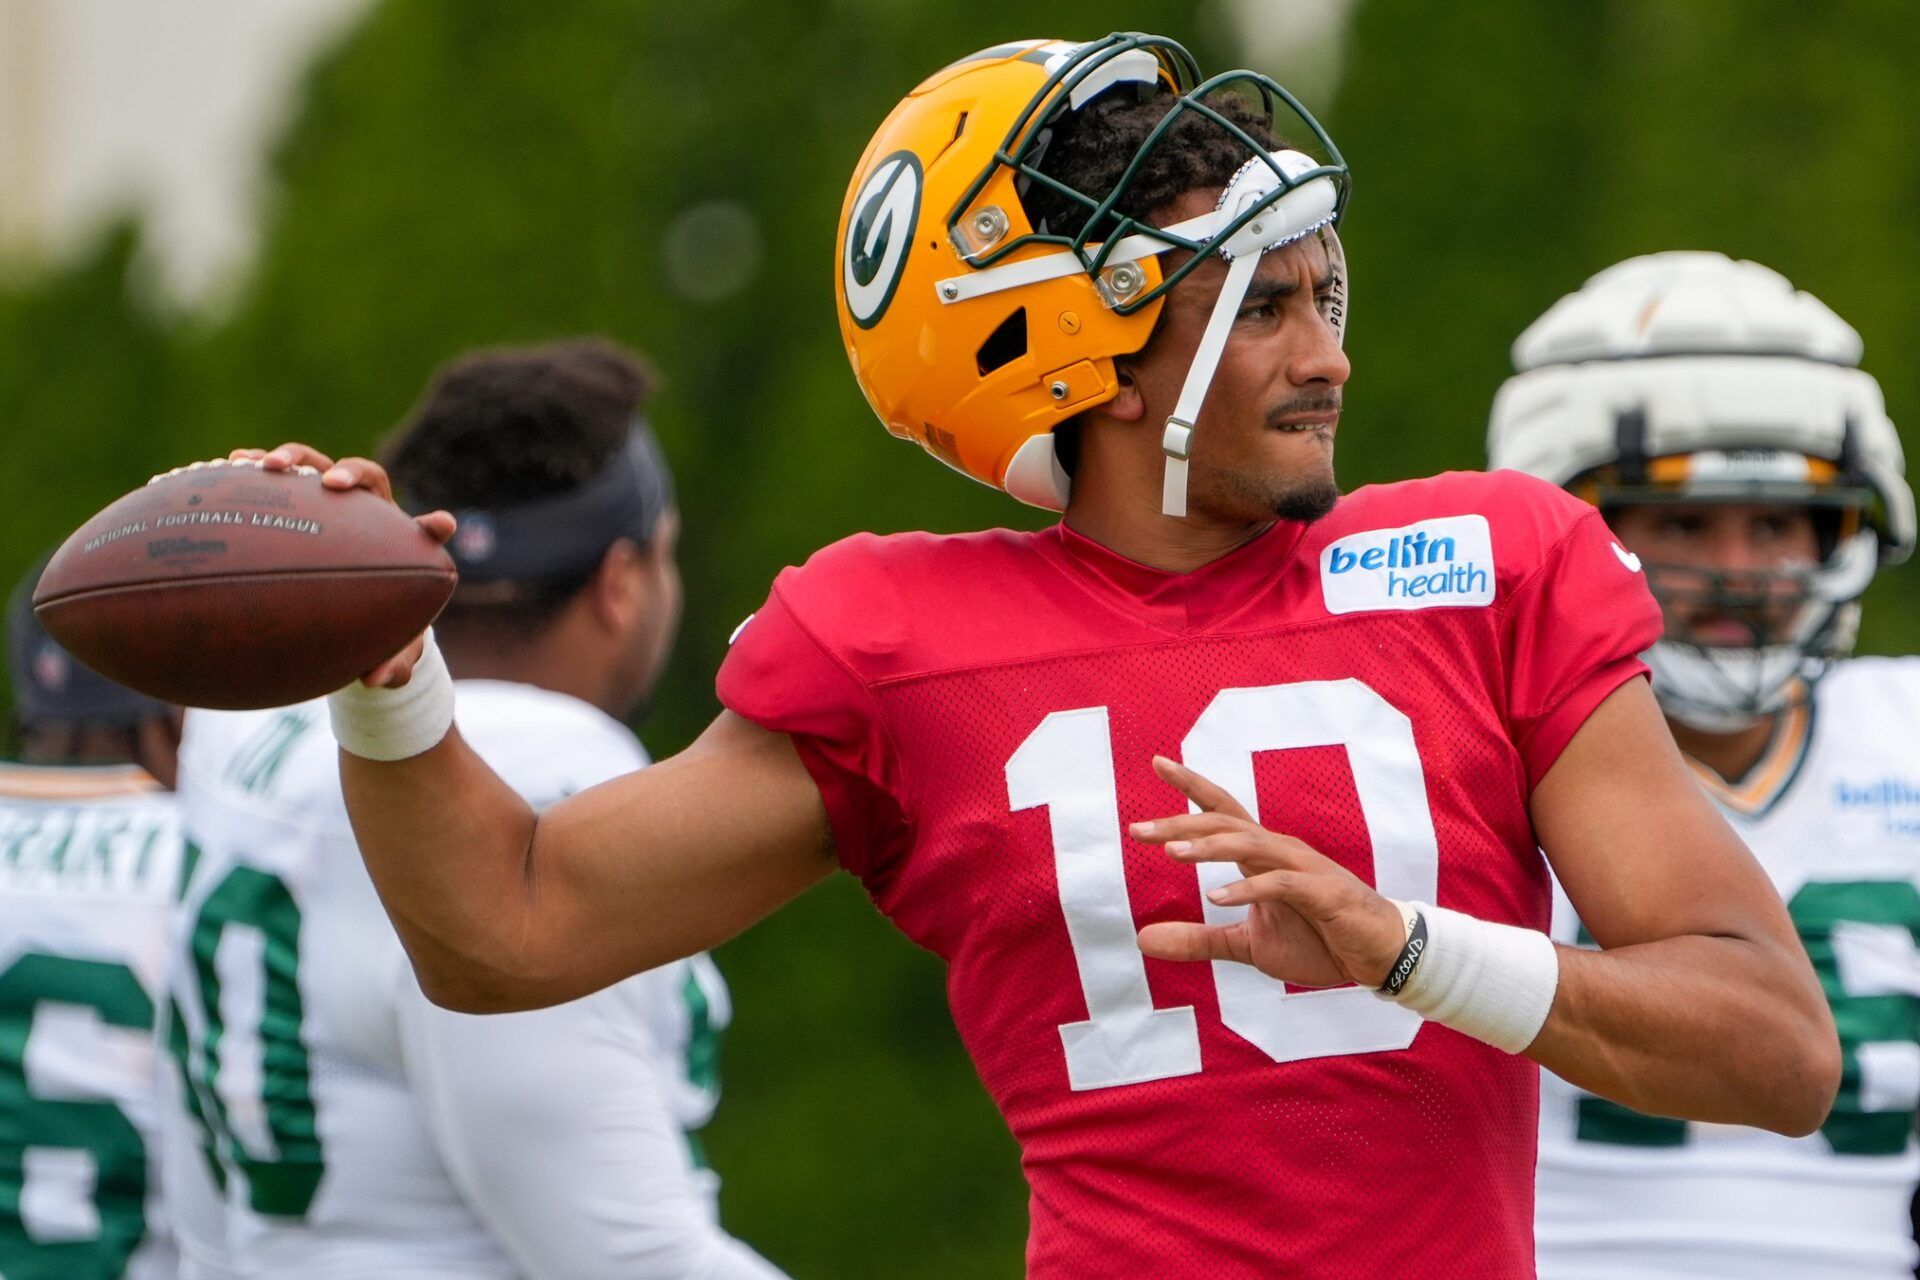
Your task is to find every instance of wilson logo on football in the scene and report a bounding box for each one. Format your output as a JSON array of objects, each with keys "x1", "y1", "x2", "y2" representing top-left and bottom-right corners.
[
  {"x1": 843, "y1": 150, "x2": 922, "y2": 329},
  {"x1": 1320, "y1": 514, "x2": 1496, "y2": 615}
]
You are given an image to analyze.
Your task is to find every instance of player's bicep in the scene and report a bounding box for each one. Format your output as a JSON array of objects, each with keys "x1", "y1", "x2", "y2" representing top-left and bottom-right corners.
[
  {"x1": 1531, "y1": 677, "x2": 1794, "y2": 950},
  {"x1": 526, "y1": 711, "x2": 836, "y2": 998}
]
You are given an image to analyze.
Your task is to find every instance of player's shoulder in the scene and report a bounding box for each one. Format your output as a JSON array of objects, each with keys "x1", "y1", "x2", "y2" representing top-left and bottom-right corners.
[
  {"x1": 1316, "y1": 469, "x2": 1608, "y2": 599},
  {"x1": 749, "y1": 526, "x2": 1045, "y2": 676},
  {"x1": 180, "y1": 700, "x2": 338, "y2": 808},
  {"x1": 0, "y1": 763, "x2": 179, "y2": 902},
  {"x1": 0, "y1": 761, "x2": 168, "y2": 806},
  {"x1": 1817, "y1": 655, "x2": 1920, "y2": 721},
  {"x1": 778, "y1": 527, "x2": 1037, "y2": 600},
  {"x1": 453, "y1": 679, "x2": 648, "y2": 801}
]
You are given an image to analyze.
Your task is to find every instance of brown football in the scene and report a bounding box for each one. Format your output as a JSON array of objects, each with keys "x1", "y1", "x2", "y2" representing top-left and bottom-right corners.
[{"x1": 33, "y1": 459, "x2": 457, "y2": 710}]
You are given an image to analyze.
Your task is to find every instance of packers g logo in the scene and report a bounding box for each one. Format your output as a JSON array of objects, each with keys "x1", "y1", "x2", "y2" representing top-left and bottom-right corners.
[{"x1": 843, "y1": 150, "x2": 922, "y2": 330}]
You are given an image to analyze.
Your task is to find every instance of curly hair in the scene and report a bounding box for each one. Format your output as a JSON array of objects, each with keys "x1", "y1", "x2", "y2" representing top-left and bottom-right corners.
[
  {"x1": 380, "y1": 338, "x2": 657, "y2": 642},
  {"x1": 1023, "y1": 90, "x2": 1281, "y2": 240},
  {"x1": 382, "y1": 338, "x2": 653, "y2": 510}
]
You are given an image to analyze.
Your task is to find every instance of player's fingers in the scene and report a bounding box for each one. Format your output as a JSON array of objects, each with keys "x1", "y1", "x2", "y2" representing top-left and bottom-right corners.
[
  {"x1": 261, "y1": 442, "x2": 338, "y2": 473},
  {"x1": 316, "y1": 456, "x2": 396, "y2": 502},
  {"x1": 362, "y1": 633, "x2": 427, "y2": 689},
  {"x1": 228, "y1": 447, "x2": 267, "y2": 462},
  {"x1": 1150, "y1": 755, "x2": 1253, "y2": 821},
  {"x1": 1161, "y1": 830, "x2": 1321, "y2": 873},
  {"x1": 415, "y1": 510, "x2": 457, "y2": 545},
  {"x1": 1203, "y1": 867, "x2": 1341, "y2": 911},
  {"x1": 1136, "y1": 920, "x2": 1253, "y2": 966},
  {"x1": 364, "y1": 655, "x2": 414, "y2": 689},
  {"x1": 1129, "y1": 812, "x2": 1255, "y2": 844},
  {"x1": 1160, "y1": 831, "x2": 1281, "y2": 868}
]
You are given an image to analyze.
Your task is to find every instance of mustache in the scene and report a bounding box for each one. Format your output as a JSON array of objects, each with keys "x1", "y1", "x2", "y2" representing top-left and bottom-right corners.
[{"x1": 1266, "y1": 392, "x2": 1343, "y2": 427}]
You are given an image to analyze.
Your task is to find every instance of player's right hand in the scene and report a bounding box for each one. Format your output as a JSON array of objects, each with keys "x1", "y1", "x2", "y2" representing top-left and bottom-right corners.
[
  {"x1": 234, "y1": 442, "x2": 456, "y2": 689},
  {"x1": 1132, "y1": 755, "x2": 1407, "y2": 989}
]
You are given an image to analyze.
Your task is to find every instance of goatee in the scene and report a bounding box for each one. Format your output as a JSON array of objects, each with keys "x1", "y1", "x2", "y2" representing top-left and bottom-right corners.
[{"x1": 1273, "y1": 476, "x2": 1339, "y2": 523}]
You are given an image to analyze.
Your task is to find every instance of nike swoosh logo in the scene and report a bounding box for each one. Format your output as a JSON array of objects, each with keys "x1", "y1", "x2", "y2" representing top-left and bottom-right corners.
[{"x1": 1611, "y1": 542, "x2": 1643, "y2": 573}]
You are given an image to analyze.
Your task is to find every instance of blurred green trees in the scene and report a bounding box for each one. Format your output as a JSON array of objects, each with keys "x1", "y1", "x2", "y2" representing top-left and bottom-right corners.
[
  {"x1": 0, "y1": 225, "x2": 186, "y2": 615},
  {"x1": 1, "y1": 2, "x2": 1915, "y2": 1274}
]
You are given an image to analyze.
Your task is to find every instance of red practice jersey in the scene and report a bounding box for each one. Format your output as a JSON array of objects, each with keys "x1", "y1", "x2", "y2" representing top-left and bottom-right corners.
[{"x1": 718, "y1": 470, "x2": 1661, "y2": 1278}]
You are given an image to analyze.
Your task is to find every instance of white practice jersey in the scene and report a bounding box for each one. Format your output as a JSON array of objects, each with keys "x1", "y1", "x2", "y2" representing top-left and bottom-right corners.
[
  {"x1": 1538, "y1": 657, "x2": 1920, "y2": 1279},
  {"x1": 166, "y1": 681, "x2": 783, "y2": 1279},
  {"x1": 0, "y1": 763, "x2": 183, "y2": 1280}
]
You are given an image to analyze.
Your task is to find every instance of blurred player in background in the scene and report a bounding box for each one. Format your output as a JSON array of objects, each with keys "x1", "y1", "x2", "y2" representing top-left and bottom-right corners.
[
  {"x1": 167, "y1": 340, "x2": 784, "y2": 1279},
  {"x1": 1490, "y1": 251, "x2": 1920, "y2": 1279},
  {"x1": 253, "y1": 37, "x2": 1837, "y2": 1275},
  {"x1": 1, "y1": 562, "x2": 183, "y2": 1279}
]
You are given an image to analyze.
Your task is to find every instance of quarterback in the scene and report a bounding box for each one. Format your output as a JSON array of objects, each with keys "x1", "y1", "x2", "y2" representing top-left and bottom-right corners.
[
  {"x1": 248, "y1": 37, "x2": 1836, "y2": 1275},
  {"x1": 1490, "y1": 253, "x2": 1920, "y2": 1279}
]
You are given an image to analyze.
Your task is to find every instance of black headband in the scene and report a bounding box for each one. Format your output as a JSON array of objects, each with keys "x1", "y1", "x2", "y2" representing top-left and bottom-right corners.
[{"x1": 436, "y1": 422, "x2": 676, "y2": 583}]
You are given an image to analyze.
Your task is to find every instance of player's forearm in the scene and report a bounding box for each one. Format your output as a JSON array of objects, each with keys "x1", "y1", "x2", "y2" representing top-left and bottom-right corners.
[
  {"x1": 1527, "y1": 933, "x2": 1839, "y2": 1136},
  {"x1": 339, "y1": 729, "x2": 550, "y2": 1011},
  {"x1": 342, "y1": 704, "x2": 834, "y2": 1011}
]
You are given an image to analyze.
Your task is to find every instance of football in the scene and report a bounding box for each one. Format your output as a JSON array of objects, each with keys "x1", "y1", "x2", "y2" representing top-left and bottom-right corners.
[{"x1": 33, "y1": 458, "x2": 456, "y2": 710}]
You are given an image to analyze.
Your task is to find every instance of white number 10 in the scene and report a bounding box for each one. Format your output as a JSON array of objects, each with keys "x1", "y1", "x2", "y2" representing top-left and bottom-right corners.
[{"x1": 1006, "y1": 679, "x2": 1440, "y2": 1091}]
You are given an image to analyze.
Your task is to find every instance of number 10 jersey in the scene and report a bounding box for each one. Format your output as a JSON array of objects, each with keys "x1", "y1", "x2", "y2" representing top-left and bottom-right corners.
[{"x1": 719, "y1": 470, "x2": 1661, "y2": 1278}]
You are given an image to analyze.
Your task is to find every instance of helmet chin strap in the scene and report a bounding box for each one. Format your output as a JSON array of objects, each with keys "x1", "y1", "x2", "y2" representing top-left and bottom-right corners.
[
  {"x1": 1161, "y1": 250, "x2": 1260, "y2": 517},
  {"x1": 1158, "y1": 152, "x2": 1342, "y2": 518}
]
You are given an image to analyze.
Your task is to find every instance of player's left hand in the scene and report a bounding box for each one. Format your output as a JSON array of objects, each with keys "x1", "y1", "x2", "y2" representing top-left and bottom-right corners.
[{"x1": 1131, "y1": 756, "x2": 1406, "y2": 989}]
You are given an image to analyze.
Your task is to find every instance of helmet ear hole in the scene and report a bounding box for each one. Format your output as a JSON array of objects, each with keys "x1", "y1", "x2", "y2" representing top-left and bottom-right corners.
[{"x1": 976, "y1": 308, "x2": 1029, "y2": 375}]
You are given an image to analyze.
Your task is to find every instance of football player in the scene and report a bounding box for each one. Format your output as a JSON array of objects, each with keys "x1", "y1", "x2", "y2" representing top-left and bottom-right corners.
[
  {"x1": 1491, "y1": 252, "x2": 1919, "y2": 1279},
  {"x1": 167, "y1": 341, "x2": 783, "y2": 1278},
  {"x1": 245, "y1": 37, "x2": 1838, "y2": 1274},
  {"x1": 1, "y1": 561, "x2": 183, "y2": 1279}
]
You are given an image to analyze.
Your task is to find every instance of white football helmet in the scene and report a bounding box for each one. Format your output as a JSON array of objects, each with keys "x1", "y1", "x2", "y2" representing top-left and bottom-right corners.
[{"x1": 1488, "y1": 251, "x2": 1914, "y2": 731}]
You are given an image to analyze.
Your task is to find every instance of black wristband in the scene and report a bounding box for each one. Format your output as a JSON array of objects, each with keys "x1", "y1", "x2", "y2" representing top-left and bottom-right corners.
[{"x1": 1377, "y1": 907, "x2": 1429, "y2": 998}]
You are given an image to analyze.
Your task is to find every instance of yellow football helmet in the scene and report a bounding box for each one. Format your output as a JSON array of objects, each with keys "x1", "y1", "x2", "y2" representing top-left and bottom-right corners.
[{"x1": 835, "y1": 34, "x2": 1350, "y2": 514}]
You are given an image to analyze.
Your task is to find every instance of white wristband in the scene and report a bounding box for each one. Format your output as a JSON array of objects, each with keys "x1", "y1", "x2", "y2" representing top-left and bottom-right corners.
[
  {"x1": 1377, "y1": 901, "x2": 1559, "y2": 1054},
  {"x1": 328, "y1": 629, "x2": 455, "y2": 762}
]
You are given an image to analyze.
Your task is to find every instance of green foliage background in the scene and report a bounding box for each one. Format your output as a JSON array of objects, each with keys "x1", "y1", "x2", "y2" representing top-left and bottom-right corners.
[{"x1": 0, "y1": 2, "x2": 1912, "y2": 1274}]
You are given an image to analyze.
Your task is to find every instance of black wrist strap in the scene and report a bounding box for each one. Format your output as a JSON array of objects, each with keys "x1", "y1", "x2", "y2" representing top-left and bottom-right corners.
[{"x1": 1378, "y1": 907, "x2": 1430, "y2": 998}]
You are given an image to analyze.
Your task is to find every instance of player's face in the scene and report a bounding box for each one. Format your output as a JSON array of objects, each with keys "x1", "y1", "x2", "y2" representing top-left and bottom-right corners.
[
  {"x1": 1609, "y1": 502, "x2": 1820, "y2": 646},
  {"x1": 1123, "y1": 191, "x2": 1350, "y2": 523}
]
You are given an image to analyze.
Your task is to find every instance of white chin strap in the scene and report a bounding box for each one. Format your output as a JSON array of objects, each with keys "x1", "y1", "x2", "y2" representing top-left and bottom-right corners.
[
  {"x1": 1159, "y1": 246, "x2": 1261, "y2": 516},
  {"x1": 935, "y1": 149, "x2": 1346, "y2": 517}
]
